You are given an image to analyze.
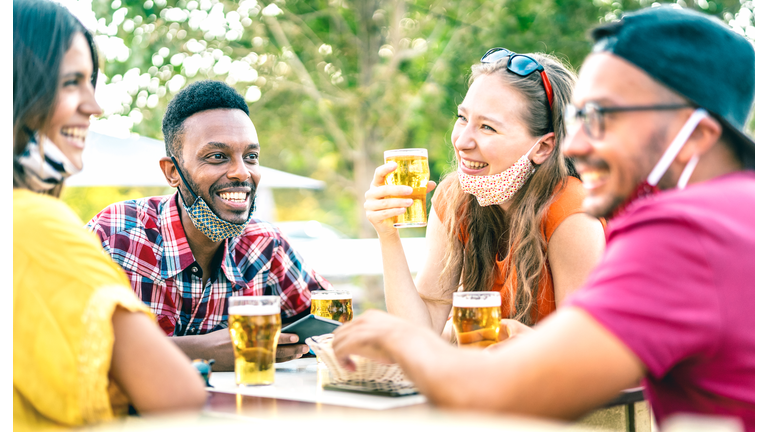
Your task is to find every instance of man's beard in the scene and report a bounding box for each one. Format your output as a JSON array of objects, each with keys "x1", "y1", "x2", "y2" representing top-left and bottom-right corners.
[
  {"x1": 587, "y1": 194, "x2": 627, "y2": 219},
  {"x1": 578, "y1": 126, "x2": 670, "y2": 219},
  {"x1": 177, "y1": 164, "x2": 256, "y2": 224}
]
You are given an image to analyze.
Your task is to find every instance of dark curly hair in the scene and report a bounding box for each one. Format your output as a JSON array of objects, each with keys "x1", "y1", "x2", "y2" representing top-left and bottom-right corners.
[{"x1": 162, "y1": 80, "x2": 249, "y2": 159}]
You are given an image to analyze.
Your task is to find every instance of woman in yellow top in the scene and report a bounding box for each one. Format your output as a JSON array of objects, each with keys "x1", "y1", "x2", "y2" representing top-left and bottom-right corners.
[
  {"x1": 364, "y1": 49, "x2": 606, "y2": 339},
  {"x1": 13, "y1": 0, "x2": 207, "y2": 429}
]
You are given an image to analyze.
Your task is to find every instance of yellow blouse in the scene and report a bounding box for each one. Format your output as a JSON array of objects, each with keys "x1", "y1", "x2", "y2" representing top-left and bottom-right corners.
[{"x1": 13, "y1": 189, "x2": 152, "y2": 431}]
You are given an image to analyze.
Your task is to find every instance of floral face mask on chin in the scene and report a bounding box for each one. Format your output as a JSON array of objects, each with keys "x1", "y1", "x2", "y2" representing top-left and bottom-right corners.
[{"x1": 458, "y1": 137, "x2": 542, "y2": 207}]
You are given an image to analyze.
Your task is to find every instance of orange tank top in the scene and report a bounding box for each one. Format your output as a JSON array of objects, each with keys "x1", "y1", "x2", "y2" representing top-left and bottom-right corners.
[{"x1": 432, "y1": 175, "x2": 595, "y2": 323}]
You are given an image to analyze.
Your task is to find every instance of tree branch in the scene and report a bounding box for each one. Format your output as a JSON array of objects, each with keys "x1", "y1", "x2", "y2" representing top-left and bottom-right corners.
[
  {"x1": 263, "y1": 15, "x2": 355, "y2": 160},
  {"x1": 380, "y1": 2, "x2": 492, "y2": 148}
]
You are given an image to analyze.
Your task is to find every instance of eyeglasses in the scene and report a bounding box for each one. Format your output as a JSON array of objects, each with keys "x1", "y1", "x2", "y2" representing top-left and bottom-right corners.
[
  {"x1": 564, "y1": 102, "x2": 692, "y2": 140},
  {"x1": 480, "y1": 47, "x2": 554, "y2": 110}
]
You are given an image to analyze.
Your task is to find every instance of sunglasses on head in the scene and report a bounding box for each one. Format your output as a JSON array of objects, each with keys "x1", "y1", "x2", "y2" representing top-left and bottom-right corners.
[{"x1": 480, "y1": 47, "x2": 554, "y2": 111}]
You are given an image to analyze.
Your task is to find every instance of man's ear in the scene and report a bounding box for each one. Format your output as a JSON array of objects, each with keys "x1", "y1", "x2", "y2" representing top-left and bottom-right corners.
[
  {"x1": 530, "y1": 132, "x2": 556, "y2": 165},
  {"x1": 159, "y1": 156, "x2": 180, "y2": 188},
  {"x1": 677, "y1": 114, "x2": 722, "y2": 164}
]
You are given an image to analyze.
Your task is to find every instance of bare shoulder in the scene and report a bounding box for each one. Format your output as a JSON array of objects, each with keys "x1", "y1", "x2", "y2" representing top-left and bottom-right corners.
[{"x1": 550, "y1": 212, "x2": 605, "y2": 247}]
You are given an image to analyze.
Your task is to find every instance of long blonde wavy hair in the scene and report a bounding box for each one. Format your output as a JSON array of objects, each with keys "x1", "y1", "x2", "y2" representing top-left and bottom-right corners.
[{"x1": 437, "y1": 53, "x2": 578, "y2": 325}]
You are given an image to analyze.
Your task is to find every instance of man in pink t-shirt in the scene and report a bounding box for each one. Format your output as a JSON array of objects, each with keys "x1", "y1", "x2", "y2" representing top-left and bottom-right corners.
[
  {"x1": 564, "y1": 172, "x2": 754, "y2": 427},
  {"x1": 557, "y1": 8, "x2": 755, "y2": 427},
  {"x1": 328, "y1": 6, "x2": 755, "y2": 431}
]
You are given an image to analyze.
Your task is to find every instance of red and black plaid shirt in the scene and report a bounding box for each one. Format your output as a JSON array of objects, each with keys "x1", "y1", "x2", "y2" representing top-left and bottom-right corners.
[{"x1": 86, "y1": 193, "x2": 331, "y2": 336}]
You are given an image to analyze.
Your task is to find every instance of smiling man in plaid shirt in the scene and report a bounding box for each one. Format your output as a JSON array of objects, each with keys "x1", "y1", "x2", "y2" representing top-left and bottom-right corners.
[{"x1": 86, "y1": 80, "x2": 332, "y2": 370}]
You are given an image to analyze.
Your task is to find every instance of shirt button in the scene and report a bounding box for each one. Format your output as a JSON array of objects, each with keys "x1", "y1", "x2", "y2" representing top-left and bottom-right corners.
[
  {"x1": 189, "y1": 326, "x2": 197, "y2": 333},
  {"x1": 191, "y1": 266, "x2": 199, "y2": 274}
]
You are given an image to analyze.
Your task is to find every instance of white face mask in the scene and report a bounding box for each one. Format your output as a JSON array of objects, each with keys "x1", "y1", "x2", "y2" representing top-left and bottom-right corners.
[
  {"x1": 605, "y1": 108, "x2": 707, "y2": 220},
  {"x1": 647, "y1": 108, "x2": 708, "y2": 189},
  {"x1": 457, "y1": 137, "x2": 542, "y2": 206}
]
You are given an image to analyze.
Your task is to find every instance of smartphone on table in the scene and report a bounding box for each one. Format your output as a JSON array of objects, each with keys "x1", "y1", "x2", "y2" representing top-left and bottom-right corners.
[{"x1": 281, "y1": 314, "x2": 342, "y2": 345}]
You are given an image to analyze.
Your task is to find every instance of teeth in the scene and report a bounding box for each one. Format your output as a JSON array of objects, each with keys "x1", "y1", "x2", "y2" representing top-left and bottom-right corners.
[
  {"x1": 219, "y1": 192, "x2": 247, "y2": 202},
  {"x1": 61, "y1": 127, "x2": 87, "y2": 140},
  {"x1": 580, "y1": 170, "x2": 608, "y2": 188},
  {"x1": 463, "y1": 160, "x2": 488, "y2": 170}
]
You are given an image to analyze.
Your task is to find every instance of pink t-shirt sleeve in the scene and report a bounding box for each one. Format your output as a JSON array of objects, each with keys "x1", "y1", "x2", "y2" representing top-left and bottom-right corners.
[{"x1": 564, "y1": 207, "x2": 722, "y2": 379}]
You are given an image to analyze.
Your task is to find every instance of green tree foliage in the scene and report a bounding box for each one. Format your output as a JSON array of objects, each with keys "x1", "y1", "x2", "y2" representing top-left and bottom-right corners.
[{"x1": 89, "y1": 0, "x2": 752, "y2": 237}]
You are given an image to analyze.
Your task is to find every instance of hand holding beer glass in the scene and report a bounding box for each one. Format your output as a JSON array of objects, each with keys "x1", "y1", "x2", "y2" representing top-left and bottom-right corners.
[
  {"x1": 228, "y1": 296, "x2": 281, "y2": 386},
  {"x1": 452, "y1": 292, "x2": 502, "y2": 348},
  {"x1": 383, "y1": 148, "x2": 430, "y2": 228}
]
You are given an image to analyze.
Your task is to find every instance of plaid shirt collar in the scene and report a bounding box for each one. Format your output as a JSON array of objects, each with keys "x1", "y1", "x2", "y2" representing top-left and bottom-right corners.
[{"x1": 154, "y1": 193, "x2": 256, "y2": 290}]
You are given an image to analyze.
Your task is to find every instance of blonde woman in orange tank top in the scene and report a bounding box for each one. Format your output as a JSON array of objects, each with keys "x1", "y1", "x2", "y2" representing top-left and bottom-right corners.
[{"x1": 364, "y1": 49, "x2": 605, "y2": 341}]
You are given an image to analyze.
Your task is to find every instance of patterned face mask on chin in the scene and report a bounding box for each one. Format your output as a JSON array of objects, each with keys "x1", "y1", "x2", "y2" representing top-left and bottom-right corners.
[
  {"x1": 458, "y1": 137, "x2": 542, "y2": 207},
  {"x1": 15, "y1": 132, "x2": 81, "y2": 192},
  {"x1": 171, "y1": 157, "x2": 256, "y2": 243}
]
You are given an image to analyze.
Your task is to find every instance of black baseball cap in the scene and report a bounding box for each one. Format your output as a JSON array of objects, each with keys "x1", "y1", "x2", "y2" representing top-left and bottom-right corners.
[{"x1": 589, "y1": 6, "x2": 755, "y2": 169}]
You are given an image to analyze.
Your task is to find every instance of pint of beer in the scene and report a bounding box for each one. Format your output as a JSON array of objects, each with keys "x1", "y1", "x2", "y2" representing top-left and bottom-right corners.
[
  {"x1": 384, "y1": 148, "x2": 430, "y2": 228},
  {"x1": 452, "y1": 292, "x2": 502, "y2": 348},
  {"x1": 311, "y1": 289, "x2": 354, "y2": 323},
  {"x1": 228, "y1": 296, "x2": 281, "y2": 386}
]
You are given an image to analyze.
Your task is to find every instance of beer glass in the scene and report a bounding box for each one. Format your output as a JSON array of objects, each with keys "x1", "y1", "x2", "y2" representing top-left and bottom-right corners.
[
  {"x1": 383, "y1": 148, "x2": 430, "y2": 228},
  {"x1": 452, "y1": 292, "x2": 502, "y2": 348},
  {"x1": 310, "y1": 289, "x2": 352, "y2": 365},
  {"x1": 228, "y1": 296, "x2": 281, "y2": 386},
  {"x1": 311, "y1": 289, "x2": 354, "y2": 323}
]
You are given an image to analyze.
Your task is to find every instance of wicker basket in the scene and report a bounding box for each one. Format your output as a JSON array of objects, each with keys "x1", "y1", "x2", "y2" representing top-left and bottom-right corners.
[{"x1": 305, "y1": 334, "x2": 413, "y2": 386}]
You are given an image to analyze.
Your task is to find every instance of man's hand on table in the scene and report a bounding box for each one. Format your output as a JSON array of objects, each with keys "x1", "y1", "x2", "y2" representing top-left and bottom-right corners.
[
  {"x1": 172, "y1": 329, "x2": 309, "y2": 371},
  {"x1": 276, "y1": 333, "x2": 310, "y2": 362}
]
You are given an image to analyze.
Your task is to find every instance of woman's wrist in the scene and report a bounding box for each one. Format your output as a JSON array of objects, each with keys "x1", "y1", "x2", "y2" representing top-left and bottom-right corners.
[{"x1": 376, "y1": 227, "x2": 401, "y2": 242}]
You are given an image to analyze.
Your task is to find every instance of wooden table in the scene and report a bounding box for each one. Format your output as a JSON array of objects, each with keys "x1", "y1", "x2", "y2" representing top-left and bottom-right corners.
[
  {"x1": 201, "y1": 358, "x2": 649, "y2": 432},
  {"x1": 204, "y1": 391, "x2": 593, "y2": 431}
]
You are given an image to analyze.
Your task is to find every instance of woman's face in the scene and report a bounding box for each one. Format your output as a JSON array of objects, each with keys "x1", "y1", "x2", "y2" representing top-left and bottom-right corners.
[
  {"x1": 39, "y1": 32, "x2": 102, "y2": 170},
  {"x1": 451, "y1": 73, "x2": 539, "y2": 176}
]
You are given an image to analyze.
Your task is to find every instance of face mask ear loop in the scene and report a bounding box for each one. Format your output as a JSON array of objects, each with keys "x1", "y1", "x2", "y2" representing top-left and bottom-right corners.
[
  {"x1": 647, "y1": 108, "x2": 708, "y2": 187},
  {"x1": 676, "y1": 153, "x2": 700, "y2": 189},
  {"x1": 524, "y1": 136, "x2": 545, "y2": 160},
  {"x1": 170, "y1": 156, "x2": 199, "y2": 200}
]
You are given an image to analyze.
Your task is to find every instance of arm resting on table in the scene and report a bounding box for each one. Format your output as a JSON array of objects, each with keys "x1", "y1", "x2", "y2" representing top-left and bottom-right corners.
[
  {"x1": 333, "y1": 308, "x2": 644, "y2": 420},
  {"x1": 110, "y1": 307, "x2": 208, "y2": 414},
  {"x1": 395, "y1": 307, "x2": 646, "y2": 420},
  {"x1": 172, "y1": 329, "x2": 308, "y2": 371}
]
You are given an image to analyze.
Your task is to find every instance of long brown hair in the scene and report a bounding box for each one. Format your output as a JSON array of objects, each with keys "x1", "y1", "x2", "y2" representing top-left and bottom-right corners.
[
  {"x1": 438, "y1": 53, "x2": 578, "y2": 325},
  {"x1": 13, "y1": 0, "x2": 99, "y2": 197}
]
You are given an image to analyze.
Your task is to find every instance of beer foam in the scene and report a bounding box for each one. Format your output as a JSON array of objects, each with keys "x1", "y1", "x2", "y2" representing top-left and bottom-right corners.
[
  {"x1": 384, "y1": 148, "x2": 428, "y2": 159},
  {"x1": 452, "y1": 296, "x2": 502, "y2": 308},
  {"x1": 229, "y1": 304, "x2": 280, "y2": 316},
  {"x1": 312, "y1": 290, "x2": 352, "y2": 300}
]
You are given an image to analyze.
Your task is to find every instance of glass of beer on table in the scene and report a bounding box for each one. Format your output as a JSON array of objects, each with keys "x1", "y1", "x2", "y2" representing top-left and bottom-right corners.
[
  {"x1": 311, "y1": 289, "x2": 354, "y2": 323},
  {"x1": 383, "y1": 148, "x2": 430, "y2": 228},
  {"x1": 228, "y1": 295, "x2": 281, "y2": 386},
  {"x1": 452, "y1": 292, "x2": 502, "y2": 348},
  {"x1": 310, "y1": 289, "x2": 353, "y2": 365}
]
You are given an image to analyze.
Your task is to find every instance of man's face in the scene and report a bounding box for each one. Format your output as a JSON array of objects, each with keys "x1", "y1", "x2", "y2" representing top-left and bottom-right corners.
[
  {"x1": 176, "y1": 108, "x2": 261, "y2": 224},
  {"x1": 563, "y1": 53, "x2": 693, "y2": 218}
]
